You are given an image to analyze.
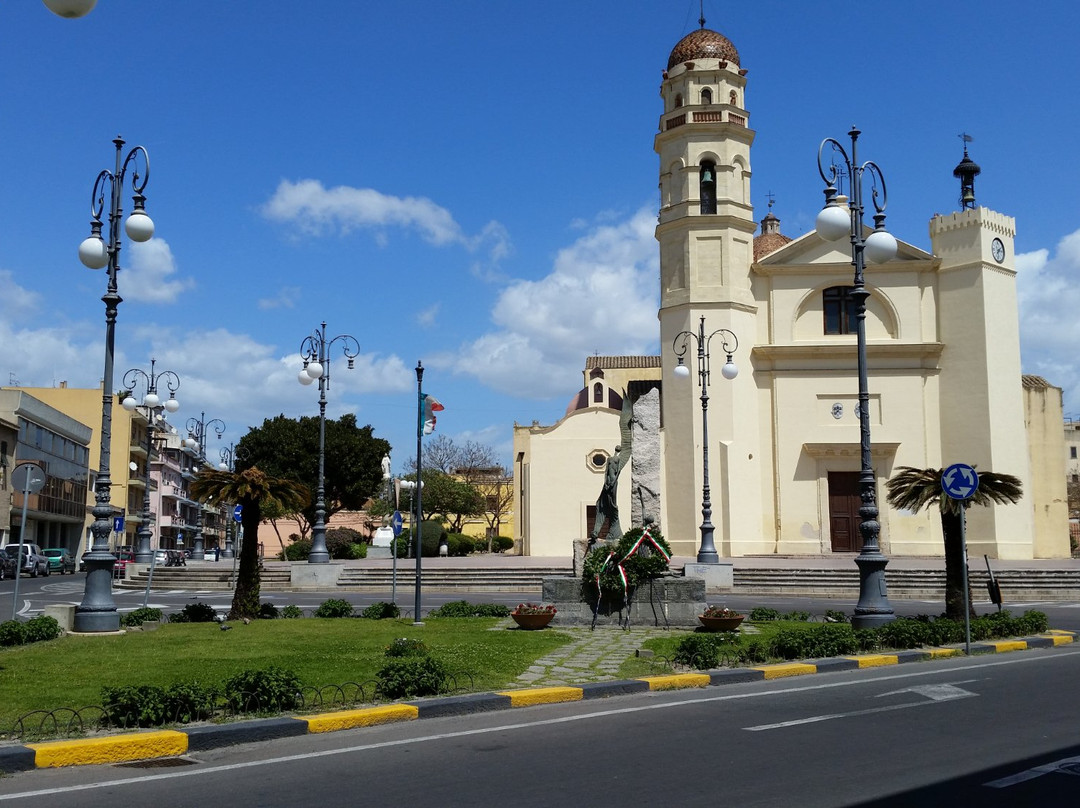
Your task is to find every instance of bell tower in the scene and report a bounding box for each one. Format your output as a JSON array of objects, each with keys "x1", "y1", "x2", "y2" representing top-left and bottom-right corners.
[{"x1": 657, "y1": 21, "x2": 762, "y2": 557}]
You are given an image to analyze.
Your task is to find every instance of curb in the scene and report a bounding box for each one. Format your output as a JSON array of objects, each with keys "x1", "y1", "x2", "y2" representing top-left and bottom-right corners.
[{"x1": 2, "y1": 630, "x2": 1074, "y2": 773}]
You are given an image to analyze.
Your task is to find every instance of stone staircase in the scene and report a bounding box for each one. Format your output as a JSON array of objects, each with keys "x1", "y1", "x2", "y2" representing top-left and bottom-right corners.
[
  {"x1": 119, "y1": 565, "x2": 293, "y2": 592},
  {"x1": 334, "y1": 565, "x2": 570, "y2": 592}
]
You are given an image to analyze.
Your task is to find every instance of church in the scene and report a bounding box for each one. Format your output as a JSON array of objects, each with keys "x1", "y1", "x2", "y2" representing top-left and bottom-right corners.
[{"x1": 512, "y1": 23, "x2": 1069, "y2": 561}]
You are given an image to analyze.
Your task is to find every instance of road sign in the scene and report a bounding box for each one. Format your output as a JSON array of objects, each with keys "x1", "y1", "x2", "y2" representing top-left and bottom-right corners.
[
  {"x1": 113, "y1": 515, "x2": 125, "y2": 532},
  {"x1": 391, "y1": 510, "x2": 403, "y2": 536},
  {"x1": 233, "y1": 504, "x2": 243, "y2": 523},
  {"x1": 11, "y1": 463, "x2": 45, "y2": 494},
  {"x1": 942, "y1": 463, "x2": 979, "y2": 500}
]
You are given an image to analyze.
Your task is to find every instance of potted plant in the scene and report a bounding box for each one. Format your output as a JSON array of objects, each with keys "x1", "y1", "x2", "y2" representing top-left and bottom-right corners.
[
  {"x1": 698, "y1": 605, "x2": 745, "y2": 632},
  {"x1": 510, "y1": 603, "x2": 557, "y2": 630}
]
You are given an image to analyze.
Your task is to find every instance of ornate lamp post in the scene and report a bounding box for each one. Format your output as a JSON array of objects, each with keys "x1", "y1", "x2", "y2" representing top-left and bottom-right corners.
[
  {"x1": 815, "y1": 126, "x2": 898, "y2": 629},
  {"x1": 672, "y1": 317, "x2": 739, "y2": 564},
  {"x1": 298, "y1": 321, "x2": 359, "y2": 564},
  {"x1": 184, "y1": 412, "x2": 225, "y2": 557},
  {"x1": 42, "y1": 0, "x2": 97, "y2": 18},
  {"x1": 120, "y1": 359, "x2": 180, "y2": 563},
  {"x1": 217, "y1": 443, "x2": 248, "y2": 559},
  {"x1": 74, "y1": 136, "x2": 155, "y2": 633}
]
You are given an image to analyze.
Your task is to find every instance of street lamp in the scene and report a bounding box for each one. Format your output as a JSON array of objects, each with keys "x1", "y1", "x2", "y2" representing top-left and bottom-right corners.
[
  {"x1": 42, "y1": 0, "x2": 96, "y2": 18},
  {"x1": 217, "y1": 443, "x2": 248, "y2": 559},
  {"x1": 184, "y1": 412, "x2": 225, "y2": 557},
  {"x1": 74, "y1": 136, "x2": 154, "y2": 633},
  {"x1": 298, "y1": 321, "x2": 360, "y2": 564},
  {"x1": 672, "y1": 316, "x2": 739, "y2": 564},
  {"x1": 816, "y1": 125, "x2": 898, "y2": 629},
  {"x1": 120, "y1": 359, "x2": 180, "y2": 564}
]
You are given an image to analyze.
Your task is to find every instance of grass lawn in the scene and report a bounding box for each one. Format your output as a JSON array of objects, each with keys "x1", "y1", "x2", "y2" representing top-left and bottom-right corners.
[{"x1": 0, "y1": 618, "x2": 573, "y2": 733}]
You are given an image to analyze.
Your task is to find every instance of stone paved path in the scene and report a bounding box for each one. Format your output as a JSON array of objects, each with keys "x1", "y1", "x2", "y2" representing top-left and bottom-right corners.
[{"x1": 507, "y1": 624, "x2": 683, "y2": 687}]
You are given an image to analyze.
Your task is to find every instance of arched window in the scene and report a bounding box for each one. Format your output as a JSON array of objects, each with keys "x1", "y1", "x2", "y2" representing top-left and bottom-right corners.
[
  {"x1": 593, "y1": 382, "x2": 603, "y2": 403},
  {"x1": 823, "y1": 286, "x2": 859, "y2": 335},
  {"x1": 701, "y1": 88, "x2": 712, "y2": 105},
  {"x1": 699, "y1": 161, "x2": 717, "y2": 215}
]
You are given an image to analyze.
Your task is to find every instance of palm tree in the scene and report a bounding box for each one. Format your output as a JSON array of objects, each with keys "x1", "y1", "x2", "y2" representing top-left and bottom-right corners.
[
  {"x1": 190, "y1": 467, "x2": 309, "y2": 620},
  {"x1": 884, "y1": 466, "x2": 1023, "y2": 620}
]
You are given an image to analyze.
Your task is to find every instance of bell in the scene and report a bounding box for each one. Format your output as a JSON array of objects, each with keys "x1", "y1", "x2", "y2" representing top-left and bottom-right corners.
[
  {"x1": 961, "y1": 188, "x2": 975, "y2": 206},
  {"x1": 701, "y1": 168, "x2": 714, "y2": 184}
]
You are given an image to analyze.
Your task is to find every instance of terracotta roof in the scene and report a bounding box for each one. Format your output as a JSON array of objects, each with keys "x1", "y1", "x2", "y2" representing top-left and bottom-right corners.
[
  {"x1": 1022, "y1": 375, "x2": 1053, "y2": 389},
  {"x1": 585, "y1": 356, "x2": 662, "y2": 370},
  {"x1": 667, "y1": 28, "x2": 740, "y2": 70},
  {"x1": 754, "y1": 231, "x2": 792, "y2": 261}
]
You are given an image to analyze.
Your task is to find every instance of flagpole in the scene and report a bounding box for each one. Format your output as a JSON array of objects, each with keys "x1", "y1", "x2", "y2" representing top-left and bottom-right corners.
[{"x1": 413, "y1": 360, "x2": 424, "y2": 625}]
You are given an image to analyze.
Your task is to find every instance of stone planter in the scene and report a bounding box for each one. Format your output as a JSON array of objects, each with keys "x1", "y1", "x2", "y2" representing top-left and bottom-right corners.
[
  {"x1": 698, "y1": 615, "x2": 744, "y2": 632},
  {"x1": 510, "y1": 612, "x2": 555, "y2": 630}
]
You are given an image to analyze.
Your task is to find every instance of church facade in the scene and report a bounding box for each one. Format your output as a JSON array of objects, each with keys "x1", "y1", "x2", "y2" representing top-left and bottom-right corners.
[{"x1": 513, "y1": 25, "x2": 1068, "y2": 561}]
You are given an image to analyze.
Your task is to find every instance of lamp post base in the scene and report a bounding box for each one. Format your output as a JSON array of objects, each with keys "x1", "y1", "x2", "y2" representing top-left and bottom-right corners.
[
  {"x1": 73, "y1": 556, "x2": 120, "y2": 633},
  {"x1": 851, "y1": 551, "x2": 896, "y2": 629}
]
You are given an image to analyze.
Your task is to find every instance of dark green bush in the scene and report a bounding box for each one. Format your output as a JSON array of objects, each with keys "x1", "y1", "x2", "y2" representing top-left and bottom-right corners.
[
  {"x1": 169, "y1": 602, "x2": 217, "y2": 623},
  {"x1": 281, "y1": 605, "x2": 304, "y2": 619},
  {"x1": 384, "y1": 637, "x2": 427, "y2": 657},
  {"x1": 824, "y1": 609, "x2": 849, "y2": 624},
  {"x1": 223, "y1": 666, "x2": 302, "y2": 713},
  {"x1": 397, "y1": 521, "x2": 448, "y2": 558},
  {"x1": 259, "y1": 602, "x2": 281, "y2": 619},
  {"x1": 362, "y1": 602, "x2": 401, "y2": 620},
  {"x1": 375, "y1": 656, "x2": 449, "y2": 699},
  {"x1": 102, "y1": 684, "x2": 168, "y2": 728},
  {"x1": 313, "y1": 598, "x2": 355, "y2": 618},
  {"x1": 446, "y1": 534, "x2": 474, "y2": 557},
  {"x1": 427, "y1": 600, "x2": 511, "y2": 618},
  {"x1": 22, "y1": 616, "x2": 61, "y2": 643},
  {"x1": 283, "y1": 539, "x2": 312, "y2": 561},
  {"x1": 0, "y1": 620, "x2": 26, "y2": 647},
  {"x1": 783, "y1": 610, "x2": 811, "y2": 622},
  {"x1": 771, "y1": 623, "x2": 858, "y2": 659},
  {"x1": 326, "y1": 528, "x2": 367, "y2": 560},
  {"x1": 164, "y1": 681, "x2": 220, "y2": 723},
  {"x1": 748, "y1": 607, "x2": 782, "y2": 621},
  {"x1": 121, "y1": 607, "x2": 163, "y2": 627},
  {"x1": 673, "y1": 633, "x2": 733, "y2": 669},
  {"x1": 492, "y1": 536, "x2": 514, "y2": 553}
]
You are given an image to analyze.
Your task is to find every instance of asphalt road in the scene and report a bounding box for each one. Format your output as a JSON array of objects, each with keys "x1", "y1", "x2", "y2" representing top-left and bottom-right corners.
[
  {"x1": 5, "y1": 574, "x2": 1080, "y2": 631},
  {"x1": 1, "y1": 646, "x2": 1079, "y2": 806}
]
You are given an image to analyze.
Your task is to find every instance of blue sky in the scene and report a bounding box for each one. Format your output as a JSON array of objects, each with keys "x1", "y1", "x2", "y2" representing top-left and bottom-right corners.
[{"x1": 2, "y1": 1, "x2": 1079, "y2": 471}]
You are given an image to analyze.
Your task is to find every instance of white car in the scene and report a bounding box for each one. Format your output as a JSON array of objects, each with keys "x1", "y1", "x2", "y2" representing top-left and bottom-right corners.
[
  {"x1": 203, "y1": 550, "x2": 218, "y2": 561},
  {"x1": 153, "y1": 549, "x2": 169, "y2": 565}
]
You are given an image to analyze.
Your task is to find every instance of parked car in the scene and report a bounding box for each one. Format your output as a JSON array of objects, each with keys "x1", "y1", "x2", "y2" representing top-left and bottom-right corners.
[
  {"x1": 112, "y1": 550, "x2": 135, "y2": 579},
  {"x1": 0, "y1": 549, "x2": 16, "y2": 580},
  {"x1": 42, "y1": 548, "x2": 77, "y2": 574},
  {"x1": 153, "y1": 549, "x2": 169, "y2": 566},
  {"x1": 1, "y1": 544, "x2": 50, "y2": 578}
]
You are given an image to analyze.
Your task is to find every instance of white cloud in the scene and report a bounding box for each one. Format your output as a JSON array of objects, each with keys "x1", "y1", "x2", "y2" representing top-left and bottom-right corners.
[
  {"x1": 1017, "y1": 227, "x2": 1080, "y2": 414},
  {"x1": 258, "y1": 286, "x2": 301, "y2": 310},
  {"x1": 124, "y1": 238, "x2": 195, "y2": 304},
  {"x1": 0, "y1": 269, "x2": 41, "y2": 324},
  {"x1": 447, "y1": 207, "x2": 659, "y2": 398},
  {"x1": 416, "y1": 303, "x2": 440, "y2": 328}
]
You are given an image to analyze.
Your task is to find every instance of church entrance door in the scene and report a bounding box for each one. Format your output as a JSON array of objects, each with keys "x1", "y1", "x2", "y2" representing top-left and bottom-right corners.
[{"x1": 828, "y1": 472, "x2": 862, "y2": 553}]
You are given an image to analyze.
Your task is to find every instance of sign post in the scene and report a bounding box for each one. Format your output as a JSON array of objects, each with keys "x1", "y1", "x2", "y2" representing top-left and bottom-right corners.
[
  {"x1": 10, "y1": 463, "x2": 46, "y2": 621},
  {"x1": 942, "y1": 463, "x2": 980, "y2": 654},
  {"x1": 390, "y1": 510, "x2": 403, "y2": 605}
]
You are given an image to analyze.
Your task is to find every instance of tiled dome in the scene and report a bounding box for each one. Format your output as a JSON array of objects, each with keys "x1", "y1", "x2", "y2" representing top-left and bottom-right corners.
[{"x1": 667, "y1": 28, "x2": 740, "y2": 70}]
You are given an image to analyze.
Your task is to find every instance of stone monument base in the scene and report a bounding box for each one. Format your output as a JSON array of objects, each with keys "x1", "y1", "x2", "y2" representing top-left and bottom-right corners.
[
  {"x1": 541, "y1": 575, "x2": 706, "y2": 627},
  {"x1": 682, "y1": 562, "x2": 734, "y2": 591},
  {"x1": 290, "y1": 562, "x2": 344, "y2": 589}
]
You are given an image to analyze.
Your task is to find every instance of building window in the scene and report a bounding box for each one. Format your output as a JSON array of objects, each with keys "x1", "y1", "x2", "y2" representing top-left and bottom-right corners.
[
  {"x1": 1071, "y1": 447, "x2": 1077, "y2": 459},
  {"x1": 699, "y1": 161, "x2": 717, "y2": 215},
  {"x1": 700, "y1": 88, "x2": 712, "y2": 105},
  {"x1": 823, "y1": 286, "x2": 859, "y2": 335}
]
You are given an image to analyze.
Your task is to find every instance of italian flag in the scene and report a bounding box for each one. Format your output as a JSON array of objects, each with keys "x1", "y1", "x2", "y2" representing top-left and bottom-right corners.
[{"x1": 419, "y1": 394, "x2": 444, "y2": 437}]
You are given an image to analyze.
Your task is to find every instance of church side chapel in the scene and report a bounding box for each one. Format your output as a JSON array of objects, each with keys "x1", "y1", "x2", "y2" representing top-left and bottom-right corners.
[{"x1": 513, "y1": 19, "x2": 1068, "y2": 562}]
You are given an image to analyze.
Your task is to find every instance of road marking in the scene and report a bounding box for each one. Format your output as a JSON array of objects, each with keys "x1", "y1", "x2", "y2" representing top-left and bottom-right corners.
[
  {"x1": 985, "y1": 755, "x2": 1080, "y2": 788},
  {"x1": 0, "y1": 650, "x2": 1075, "y2": 801},
  {"x1": 744, "y1": 682, "x2": 977, "y2": 731}
]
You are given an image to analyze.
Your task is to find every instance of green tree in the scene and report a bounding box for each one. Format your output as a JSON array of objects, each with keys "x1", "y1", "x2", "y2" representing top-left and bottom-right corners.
[
  {"x1": 236, "y1": 414, "x2": 390, "y2": 537},
  {"x1": 418, "y1": 469, "x2": 486, "y2": 533},
  {"x1": 884, "y1": 466, "x2": 1023, "y2": 620},
  {"x1": 190, "y1": 467, "x2": 309, "y2": 619}
]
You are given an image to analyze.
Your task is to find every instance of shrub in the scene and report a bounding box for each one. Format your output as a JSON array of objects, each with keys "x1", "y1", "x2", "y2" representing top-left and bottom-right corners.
[
  {"x1": 313, "y1": 598, "x2": 355, "y2": 618},
  {"x1": 259, "y1": 602, "x2": 281, "y2": 619},
  {"x1": 283, "y1": 539, "x2": 312, "y2": 561},
  {"x1": 397, "y1": 521, "x2": 448, "y2": 558},
  {"x1": 384, "y1": 637, "x2": 427, "y2": 657},
  {"x1": 164, "y1": 681, "x2": 220, "y2": 724},
  {"x1": 492, "y1": 536, "x2": 514, "y2": 553},
  {"x1": 375, "y1": 656, "x2": 449, "y2": 699},
  {"x1": 427, "y1": 600, "x2": 511, "y2": 618},
  {"x1": 446, "y1": 534, "x2": 474, "y2": 557},
  {"x1": 824, "y1": 609, "x2": 849, "y2": 624},
  {"x1": 783, "y1": 610, "x2": 811, "y2": 622},
  {"x1": 674, "y1": 633, "x2": 734, "y2": 669},
  {"x1": 748, "y1": 607, "x2": 782, "y2": 621},
  {"x1": 281, "y1": 605, "x2": 304, "y2": 619},
  {"x1": 102, "y1": 684, "x2": 168, "y2": 728},
  {"x1": 22, "y1": 615, "x2": 61, "y2": 643},
  {"x1": 0, "y1": 620, "x2": 26, "y2": 647},
  {"x1": 771, "y1": 623, "x2": 858, "y2": 659},
  {"x1": 121, "y1": 607, "x2": 163, "y2": 627},
  {"x1": 223, "y1": 666, "x2": 302, "y2": 713},
  {"x1": 362, "y1": 601, "x2": 401, "y2": 620},
  {"x1": 325, "y1": 528, "x2": 367, "y2": 560},
  {"x1": 169, "y1": 601, "x2": 217, "y2": 623},
  {"x1": 346, "y1": 542, "x2": 367, "y2": 560}
]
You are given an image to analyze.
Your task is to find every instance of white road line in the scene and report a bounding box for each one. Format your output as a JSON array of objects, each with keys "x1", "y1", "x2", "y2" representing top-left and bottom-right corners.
[
  {"x1": 984, "y1": 754, "x2": 1080, "y2": 788},
  {"x1": 1, "y1": 649, "x2": 1077, "y2": 801}
]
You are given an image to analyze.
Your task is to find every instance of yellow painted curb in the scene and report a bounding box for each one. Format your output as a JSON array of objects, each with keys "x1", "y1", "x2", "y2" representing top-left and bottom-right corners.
[
  {"x1": 984, "y1": 640, "x2": 1028, "y2": 653},
  {"x1": 637, "y1": 674, "x2": 711, "y2": 691},
  {"x1": 754, "y1": 663, "x2": 817, "y2": 680},
  {"x1": 844, "y1": 654, "x2": 898, "y2": 668},
  {"x1": 304, "y1": 705, "x2": 418, "y2": 733},
  {"x1": 497, "y1": 687, "x2": 584, "y2": 707},
  {"x1": 1046, "y1": 634, "x2": 1075, "y2": 646},
  {"x1": 29, "y1": 730, "x2": 188, "y2": 768},
  {"x1": 926, "y1": 647, "x2": 962, "y2": 658},
  {"x1": 1046, "y1": 630, "x2": 1076, "y2": 638}
]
